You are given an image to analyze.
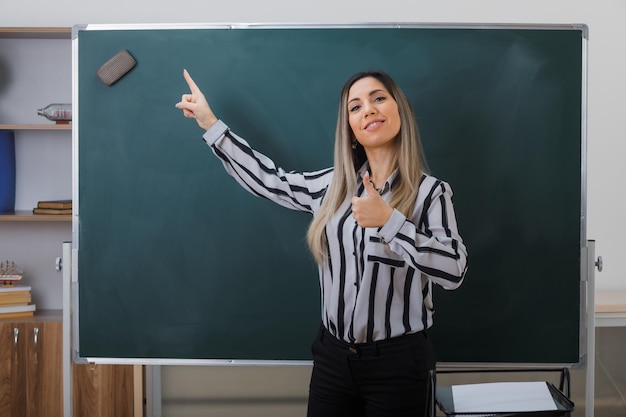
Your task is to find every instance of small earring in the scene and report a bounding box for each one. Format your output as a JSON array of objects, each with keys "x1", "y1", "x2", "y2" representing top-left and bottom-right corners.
[{"x1": 351, "y1": 139, "x2": 357, "y2": 150}]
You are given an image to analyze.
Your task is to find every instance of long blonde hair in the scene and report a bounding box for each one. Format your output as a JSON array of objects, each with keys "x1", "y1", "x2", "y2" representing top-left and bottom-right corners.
[{"x1": 307, "y1": 70, "x2": 429, "y2": 264}]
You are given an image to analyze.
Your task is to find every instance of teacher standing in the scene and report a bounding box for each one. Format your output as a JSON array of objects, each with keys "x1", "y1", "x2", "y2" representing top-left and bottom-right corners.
[{"x1": 176, "y1": 68, "x2": 468, "y2": 417}]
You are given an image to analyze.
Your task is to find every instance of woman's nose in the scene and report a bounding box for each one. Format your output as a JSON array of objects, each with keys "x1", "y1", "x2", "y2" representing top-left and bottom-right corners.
[{"x1": 362, "y1": 102, "x2": 376, "y2": 116}]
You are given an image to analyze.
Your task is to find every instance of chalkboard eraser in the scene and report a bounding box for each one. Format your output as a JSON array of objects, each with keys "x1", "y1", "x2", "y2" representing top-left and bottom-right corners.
[{"x1": 96, "y1": 50, "x2": 136, "y2": 86}]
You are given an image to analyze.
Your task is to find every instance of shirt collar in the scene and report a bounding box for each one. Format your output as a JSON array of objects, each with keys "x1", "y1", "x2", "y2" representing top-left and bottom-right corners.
[{"x1": 357, "y1": 162, "x2": 398, "y2": 194}]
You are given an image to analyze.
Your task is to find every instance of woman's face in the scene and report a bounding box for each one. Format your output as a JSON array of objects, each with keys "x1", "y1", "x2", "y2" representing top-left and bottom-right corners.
[{"x1": 347, "y1": 76, "x2": 401, "y2": 151}]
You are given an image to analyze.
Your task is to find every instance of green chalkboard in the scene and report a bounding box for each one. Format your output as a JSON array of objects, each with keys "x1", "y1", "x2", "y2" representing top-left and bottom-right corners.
[{"x1": 75, "y1": 24, "x2": 585, "y2": 363}]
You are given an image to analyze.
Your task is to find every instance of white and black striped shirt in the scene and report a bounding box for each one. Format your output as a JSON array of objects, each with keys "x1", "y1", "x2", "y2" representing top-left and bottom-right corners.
[{"x1": 203, "y1": 120, "x2": 468, "y2": 344}]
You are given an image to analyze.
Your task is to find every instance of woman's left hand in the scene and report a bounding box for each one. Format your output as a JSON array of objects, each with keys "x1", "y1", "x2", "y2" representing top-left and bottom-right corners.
[{"x1": 351, "y1": 172, "x2": 394, "y2": 228}]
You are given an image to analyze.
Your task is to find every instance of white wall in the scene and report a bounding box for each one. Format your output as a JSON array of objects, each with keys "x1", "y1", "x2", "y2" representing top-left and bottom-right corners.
[{"x1": 1, "y1": 0, "x2": 623, "y2": 293}]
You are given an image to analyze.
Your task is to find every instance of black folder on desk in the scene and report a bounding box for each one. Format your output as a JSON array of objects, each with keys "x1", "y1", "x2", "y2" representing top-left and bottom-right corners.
[{"x1": 436, "y1": 382, "x2": 574, "y2": 416}]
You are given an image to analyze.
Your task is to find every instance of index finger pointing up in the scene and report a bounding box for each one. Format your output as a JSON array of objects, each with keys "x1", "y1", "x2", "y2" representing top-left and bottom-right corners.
[{"x1": 183, "y1": 69, "x2": 202, "y2": 94}]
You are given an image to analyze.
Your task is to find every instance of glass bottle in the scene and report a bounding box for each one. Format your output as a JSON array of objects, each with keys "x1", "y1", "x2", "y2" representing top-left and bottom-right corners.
[{"x1": 37, "y1": 103, "x2": 72, "y2": 122}]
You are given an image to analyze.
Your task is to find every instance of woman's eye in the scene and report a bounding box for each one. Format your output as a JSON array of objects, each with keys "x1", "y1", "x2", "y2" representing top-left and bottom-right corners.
[
  {"x1": 374, "y1": 96, "x2": 386, "y2": 102},
  {"x1": 349, "y1": 104, "x2": 361, "y2": 112}
]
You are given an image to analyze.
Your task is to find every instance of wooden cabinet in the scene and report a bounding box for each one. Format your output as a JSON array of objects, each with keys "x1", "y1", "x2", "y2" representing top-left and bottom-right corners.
[
  {"x1": 0, "y1": 315, "x2": 139, "y2": 417},
  {"x1": 0, "y1": 316, "x2": 63, "y2": 417},
  {"x1": 0, "y1": 27, "x2": 72, "y2": 416},
  {"x1": 73, "y1": 363, "x2": 137, "y2": 417}
]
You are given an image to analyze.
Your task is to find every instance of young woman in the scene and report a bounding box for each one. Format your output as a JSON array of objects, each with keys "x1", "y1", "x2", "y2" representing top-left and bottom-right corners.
[{"x1": 176, "y1": 69, "x2": 468, "y2": 417}]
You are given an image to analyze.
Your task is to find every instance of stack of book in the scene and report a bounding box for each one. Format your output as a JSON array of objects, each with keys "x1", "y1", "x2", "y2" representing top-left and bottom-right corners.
[
  {"x1": 32, "y1": 199, "x2": 72, "y2": 215},
  {"x1": 0, "y1": 285, "x2": 36, "y2": 319}
]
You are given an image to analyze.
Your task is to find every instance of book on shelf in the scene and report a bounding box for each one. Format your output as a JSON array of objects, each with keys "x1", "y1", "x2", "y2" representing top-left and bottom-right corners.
[
  {"x1": 0, "y1": 311, "x2": 35, "y2": 319},
  {"x1": 36, "y1": 199, "x2": 72, "y2": 209},
  {"x1": 0, "y1": 303, "x2": 36, "y2": 319},
  {"x1": 0, "y1": 284, "x2": 31, "y2": 293},
  {"x1": 32, "y1": 207, "x2": 72, "y2": 215},
  {"x1": 0, "y1": 292, "x2": 31, "y2": 305}
]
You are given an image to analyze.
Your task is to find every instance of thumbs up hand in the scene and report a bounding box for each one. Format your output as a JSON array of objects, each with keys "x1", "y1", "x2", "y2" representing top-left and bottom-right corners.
[{"x1": 351, "y1": 172, "x2": 394, "y2": 228}]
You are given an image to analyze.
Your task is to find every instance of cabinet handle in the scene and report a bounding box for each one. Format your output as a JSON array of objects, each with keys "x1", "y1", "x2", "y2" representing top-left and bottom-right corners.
[
  {"x1": 13, "y1": 327, "x2": 19, "y2": 348},
  {"x1": 33, "y1": 327, "x2": 39, "y2": 353}
]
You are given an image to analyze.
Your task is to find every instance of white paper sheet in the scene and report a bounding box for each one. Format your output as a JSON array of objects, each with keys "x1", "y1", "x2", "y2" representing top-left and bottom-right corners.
[{"x1": 452, "y1": 381, "x2": 558, "y2": 413}]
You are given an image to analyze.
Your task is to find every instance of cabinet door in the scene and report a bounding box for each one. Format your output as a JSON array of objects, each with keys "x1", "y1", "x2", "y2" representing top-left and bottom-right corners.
[
  {"x1": 73, "y1": 363, "x2": 135, "y2": 417},
  {"x1": 25, "y1": 321, "x2": 63, "y2": 417},
  {"x1": 0, "y1": 322, "x2": 11, "y2": 414},
  {"x1": 0, "y1": 322, "x2": 27, "y2": 417}
]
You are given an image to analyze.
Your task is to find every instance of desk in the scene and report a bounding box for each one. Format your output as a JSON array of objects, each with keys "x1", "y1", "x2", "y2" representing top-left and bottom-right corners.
[{"x1": 595, "y1": 290, "x2": 626, "y2": 327}]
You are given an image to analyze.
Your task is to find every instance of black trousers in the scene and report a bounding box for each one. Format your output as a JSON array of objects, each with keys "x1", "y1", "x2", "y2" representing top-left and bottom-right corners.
[{"x1": 307, "y1": 325, "x2": 435, "y2": 417}]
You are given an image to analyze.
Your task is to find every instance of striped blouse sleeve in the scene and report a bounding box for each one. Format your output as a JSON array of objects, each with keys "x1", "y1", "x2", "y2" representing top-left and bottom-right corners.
[
  {"x1": 378, "y1": 176, "x2": 468, "y2": 290},
  {"x1": 201, "y1": 120, "x2": 332, "y2": 215}
]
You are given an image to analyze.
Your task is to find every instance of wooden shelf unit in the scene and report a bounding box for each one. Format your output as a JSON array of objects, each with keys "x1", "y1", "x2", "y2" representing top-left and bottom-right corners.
[
  {"x1": 0, "y1": 210, "x2": 72, "y2": 222},
  {"x1": 0, "y1": 124, "x2": 72, "y2": 131},
  {"x1": 0, "y1": 27, "x2": 73, "y2": 223},
  {"x1": 0, "y1": 27, "x2": 71, "y2": 39},
  {"x1": 0, "y1": 26, "x2": 140, "y2": 417}
]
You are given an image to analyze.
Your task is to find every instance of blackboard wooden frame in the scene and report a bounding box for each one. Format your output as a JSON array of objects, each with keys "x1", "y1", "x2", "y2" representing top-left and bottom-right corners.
[{"x1": 71, "y1": 23, "x2": 589, "y2": 365}]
